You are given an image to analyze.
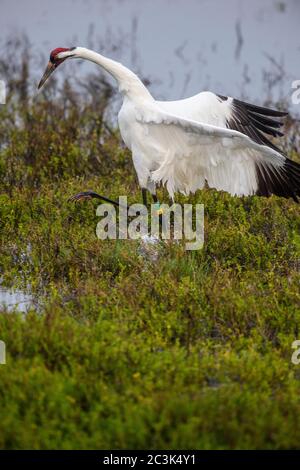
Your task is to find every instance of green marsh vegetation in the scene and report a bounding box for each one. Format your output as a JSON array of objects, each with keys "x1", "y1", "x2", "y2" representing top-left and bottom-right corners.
[{"x1": 0, "y1": 39, "x2": 300, "y2": 449}]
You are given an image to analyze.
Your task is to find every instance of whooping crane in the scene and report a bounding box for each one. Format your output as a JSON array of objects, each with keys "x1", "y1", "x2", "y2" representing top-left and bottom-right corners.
[{"x1": 38, "y1": 47, "x2": 300, "y2": 206}]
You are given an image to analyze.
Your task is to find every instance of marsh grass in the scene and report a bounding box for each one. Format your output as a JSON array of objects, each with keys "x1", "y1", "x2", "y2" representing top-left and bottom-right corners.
[{"x1": 0, "y1": 44, "x2": 300, "y2": 449}]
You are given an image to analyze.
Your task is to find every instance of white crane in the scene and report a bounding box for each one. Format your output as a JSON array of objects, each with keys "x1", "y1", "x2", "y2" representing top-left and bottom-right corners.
[{"x1": 38, "y1": 47, "x2": 300, "y2": 205}]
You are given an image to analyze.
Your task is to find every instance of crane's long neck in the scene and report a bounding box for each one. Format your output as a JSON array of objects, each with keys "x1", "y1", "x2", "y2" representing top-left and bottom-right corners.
[{"x1": 74, "y1": 47, "x2": 153, "y2": 102}]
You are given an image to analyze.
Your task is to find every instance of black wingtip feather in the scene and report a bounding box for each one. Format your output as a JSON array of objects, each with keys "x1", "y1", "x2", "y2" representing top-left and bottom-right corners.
[
  {"x1": 218, "y1": 94, "x2": 299, "y2": 202},
  {"x1": 247, "y1": 112, "x2": 284, "y2": 128},
  {"x1": 256, "y1": 158, "x2": 300, "y2": 202},
  {"x1": 223, "y1": 96, "x2": 288, "y2": 156},
  {"x1": 235, "y1": 98, "x2": 288, "y2": 118}
]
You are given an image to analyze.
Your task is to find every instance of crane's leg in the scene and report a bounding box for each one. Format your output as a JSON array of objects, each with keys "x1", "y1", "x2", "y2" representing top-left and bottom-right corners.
[
  {"x1": 140, "y1": 188, "x2": 163, "y2": 239},
  {"x1": 150, "y1": 192, "x2": 165, "y2": 236},
  {"x1": 142, "y1": 187, "x2": 161, "y2": 206},
  {"x1": 146, "y1": 180, "x2": 159, "y2": 205},
  {"x1": 142, "y1": 188, "x2": 147, "y2": 207},
  {"x1": 69, "y1": 191, "x2": 121, "y2": 207}
]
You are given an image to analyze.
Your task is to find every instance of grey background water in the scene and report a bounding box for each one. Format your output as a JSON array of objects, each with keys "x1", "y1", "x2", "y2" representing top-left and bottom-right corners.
[{"x1": 1, "y1": 0, "x2": 299, "y2": 113}]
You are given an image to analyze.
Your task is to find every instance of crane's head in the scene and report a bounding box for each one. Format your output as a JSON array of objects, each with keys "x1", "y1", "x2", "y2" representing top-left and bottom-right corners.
[{"x1": 38, "y1": 47, "x2": 76, "y2": 89}]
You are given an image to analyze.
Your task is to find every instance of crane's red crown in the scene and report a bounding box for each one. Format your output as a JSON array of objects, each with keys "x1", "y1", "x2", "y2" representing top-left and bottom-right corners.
[
  {"x1": 38, "y1": 47, "x2": 76, "y2": 89},
  {"x1": 50, "y1": 47, "x2": 72, "y2": 63}
]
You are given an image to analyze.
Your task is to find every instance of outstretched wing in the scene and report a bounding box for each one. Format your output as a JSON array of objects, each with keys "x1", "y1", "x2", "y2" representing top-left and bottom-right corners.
[
  {"x1": 137, "y1": 105, "x2": 300, "y2": 201},
  {"x1": 158, "y1": 92, "x2": 287, "y2": 156}
]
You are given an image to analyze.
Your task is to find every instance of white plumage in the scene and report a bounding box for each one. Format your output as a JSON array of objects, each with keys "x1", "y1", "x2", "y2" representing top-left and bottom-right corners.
[{"x1": 38, "y1": 47, "x2": 300, "y2": 203}]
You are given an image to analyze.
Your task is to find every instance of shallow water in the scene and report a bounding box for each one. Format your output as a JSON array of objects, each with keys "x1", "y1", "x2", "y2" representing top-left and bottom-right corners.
[{"x1": 0, "y1": 287, "x2": 35, "y2": 313}]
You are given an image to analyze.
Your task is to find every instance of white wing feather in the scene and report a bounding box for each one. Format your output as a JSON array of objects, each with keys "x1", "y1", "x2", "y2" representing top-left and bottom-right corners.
[{"x1": 136, "y1": 104, "x2": 285, "y2": 198}]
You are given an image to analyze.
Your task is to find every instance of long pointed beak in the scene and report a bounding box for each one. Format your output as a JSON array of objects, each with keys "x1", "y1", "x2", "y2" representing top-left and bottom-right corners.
[{"x1": 38, "y1": 61, "x2": 56, "y2": 90}]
